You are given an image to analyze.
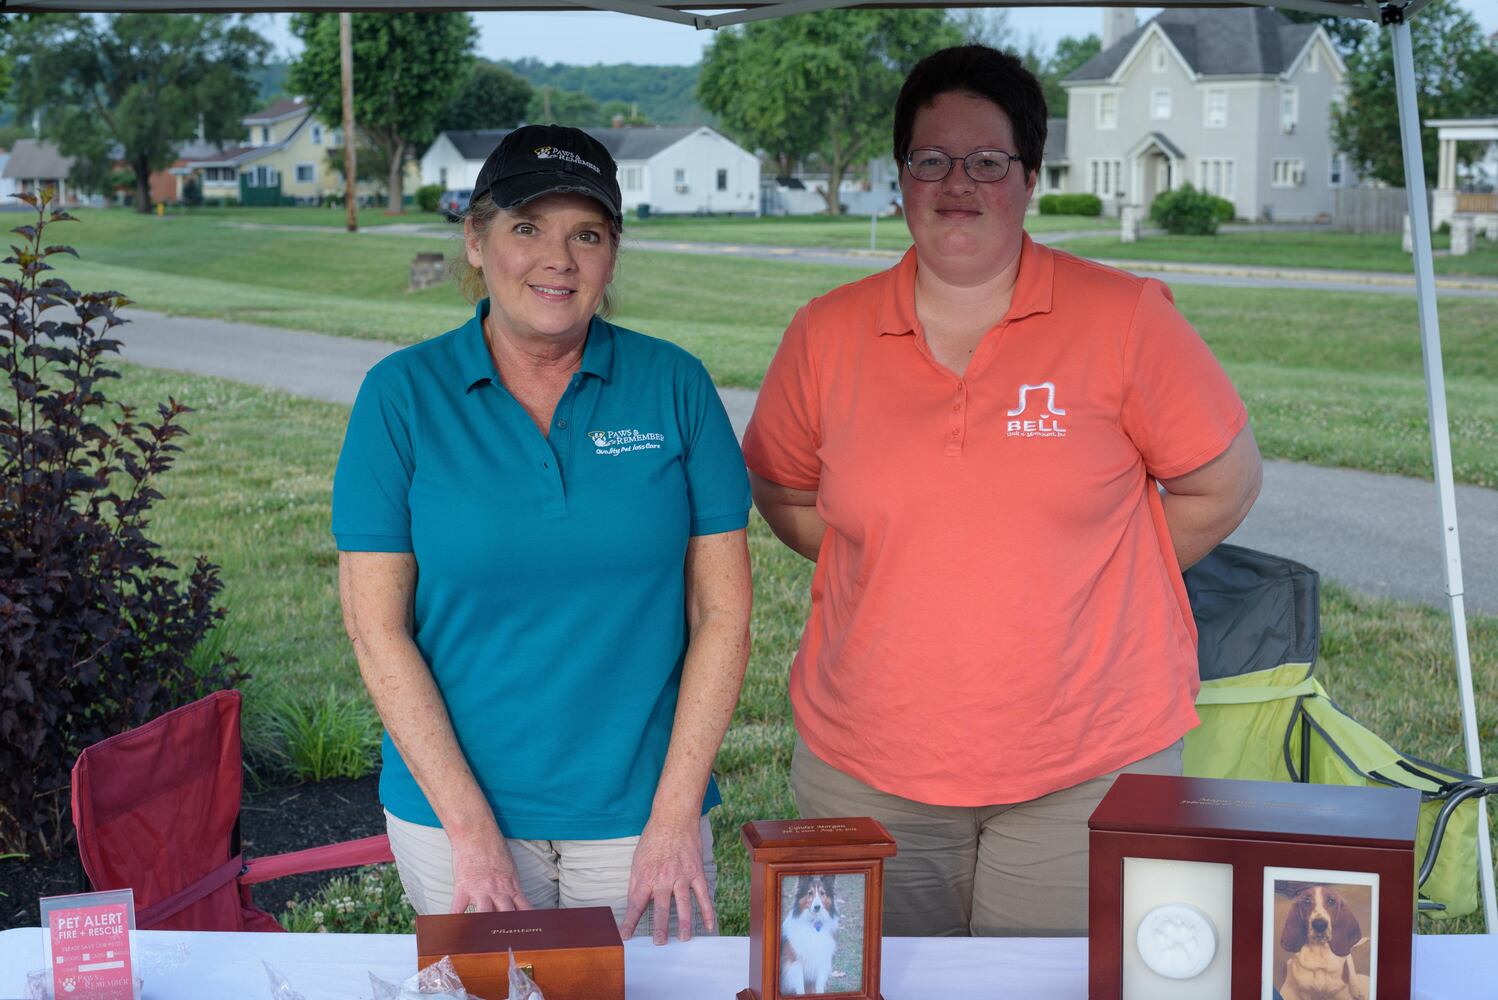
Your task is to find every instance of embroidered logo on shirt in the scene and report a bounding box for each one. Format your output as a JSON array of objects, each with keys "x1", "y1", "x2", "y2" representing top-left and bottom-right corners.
[
  {"x1": 588, "y1": 428, "x2": 665, "y2": 456},
  {"x1": 1006, "y1": 381, "x2": 1068, "y2": 438}
]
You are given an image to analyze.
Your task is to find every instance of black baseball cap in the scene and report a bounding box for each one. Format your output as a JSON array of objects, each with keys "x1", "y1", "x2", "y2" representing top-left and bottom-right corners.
[{"x1": 473, "y1": 124, "x2": 623, "y2": 227}]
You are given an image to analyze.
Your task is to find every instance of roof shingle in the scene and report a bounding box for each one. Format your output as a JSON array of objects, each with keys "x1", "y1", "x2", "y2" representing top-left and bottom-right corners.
[{"x1": 1065, "y1": 8, "x2": 1317, "y2": 82}]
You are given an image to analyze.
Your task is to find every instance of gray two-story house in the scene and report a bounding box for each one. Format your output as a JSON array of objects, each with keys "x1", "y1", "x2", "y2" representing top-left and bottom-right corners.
[{"x1": 1056, "y1": 8, "x2": 1349, "y2": 222}]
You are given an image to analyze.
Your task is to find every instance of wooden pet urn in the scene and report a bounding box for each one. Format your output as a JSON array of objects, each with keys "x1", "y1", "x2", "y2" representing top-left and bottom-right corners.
[
  {"x1": 415, "y1": 905, "x2": 623, "y2": 1000},
  {"x1": 736, "y1": 816, "x2": 897, "y2": 1000},
  {"x1": 1089, "y1": 773, "x2": 1419, "y2": 1000}
]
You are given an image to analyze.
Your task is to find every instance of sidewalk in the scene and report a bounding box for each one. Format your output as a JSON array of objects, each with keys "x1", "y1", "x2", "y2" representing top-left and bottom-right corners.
[{"x1": 116, "y1": 308, "x2": 1496, "y2": 615}]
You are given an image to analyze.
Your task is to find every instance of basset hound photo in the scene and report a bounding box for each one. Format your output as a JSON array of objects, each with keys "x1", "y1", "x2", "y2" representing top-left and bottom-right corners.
[{"x1": 1273, "y1": 882, "x2": 1374, "y2": 1000}]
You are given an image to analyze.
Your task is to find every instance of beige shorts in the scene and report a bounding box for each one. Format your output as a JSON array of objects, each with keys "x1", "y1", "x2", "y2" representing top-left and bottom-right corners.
[
  {"x1": 384, "y1": 810, "x2": 716, "y2": 937},
  {"x1": 791, "y1": 735, "x2": 1184, "y2": 937}
]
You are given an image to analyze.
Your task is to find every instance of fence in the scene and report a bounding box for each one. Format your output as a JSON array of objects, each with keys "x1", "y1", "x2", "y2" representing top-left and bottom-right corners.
[{"x1": 1332, "y1": 188, "x2": 1422, "y2": 234}]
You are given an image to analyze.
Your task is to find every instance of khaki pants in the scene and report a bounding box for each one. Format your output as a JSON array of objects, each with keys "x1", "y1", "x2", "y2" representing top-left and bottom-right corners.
[
  {"x1": 385, "y1": 810, "x2": 716, "y2": 938},
  {"x1": 791, "y1": 736, "x2": 1183, "y2": 937}
]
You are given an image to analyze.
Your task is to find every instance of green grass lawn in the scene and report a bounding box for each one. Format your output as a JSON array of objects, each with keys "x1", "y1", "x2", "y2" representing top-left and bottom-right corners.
[
  {"x1": 54, "y1": 209, "x2": 1498, "y2": 488},
  {"x1": 627, "y1": 210, "x2": 1112, "y2": 250},
  {"x1": 1064, "y1": 228, "x2": 1498, "y2": 279},
  {"x1": 110, "y1": 361, "x2": 1498, "y2": 934}
]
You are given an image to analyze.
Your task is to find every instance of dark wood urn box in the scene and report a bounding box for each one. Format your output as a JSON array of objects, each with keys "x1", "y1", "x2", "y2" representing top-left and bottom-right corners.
[
  {"x1": 1089, "y1": 773, "x2": 1419, "y2": 1000},
  {"x1": 737, "y1": 816, "x2": 897, "y2": 1000},
  {"x1": 415, "y1": 904, "x2": 623, "y2": 1000}
]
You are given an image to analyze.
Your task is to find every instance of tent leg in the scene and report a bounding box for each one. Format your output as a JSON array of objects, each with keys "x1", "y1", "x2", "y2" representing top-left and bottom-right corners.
[{"x1": 1388, "y1": 12, "x2": 1497, "y2": 933}]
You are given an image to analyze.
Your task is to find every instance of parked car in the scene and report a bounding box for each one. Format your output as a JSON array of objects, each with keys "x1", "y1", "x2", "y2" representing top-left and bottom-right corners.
[{"x1": 438, "y1": 188, "x2": 472, "y2": 222}]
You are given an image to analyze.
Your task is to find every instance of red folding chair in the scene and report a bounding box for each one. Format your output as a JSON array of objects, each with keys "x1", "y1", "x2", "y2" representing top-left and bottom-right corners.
[{"x1": 70, "y1": 688, "x2": 394, "y2": 931}]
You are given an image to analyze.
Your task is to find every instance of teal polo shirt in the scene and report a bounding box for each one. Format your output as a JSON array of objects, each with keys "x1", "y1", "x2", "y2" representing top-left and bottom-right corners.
[{"x1": 332, "y1": 301, "x2": 750, "y2": 839}]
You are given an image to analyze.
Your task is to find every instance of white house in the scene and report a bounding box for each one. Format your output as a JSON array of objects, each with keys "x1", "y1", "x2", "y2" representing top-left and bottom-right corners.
[
  {"x1": 4, "y1": 139, "x2": 76, "y2": 205},
  {"x1": 421, "y1": 126, "x2": 760, "y2": 216},
  {"x1": 1054, "y1": 8, "x2": 1351, "y2": 221},
  {"x1": 0, "y1": 149, "x2": 19, "y2": 206}
]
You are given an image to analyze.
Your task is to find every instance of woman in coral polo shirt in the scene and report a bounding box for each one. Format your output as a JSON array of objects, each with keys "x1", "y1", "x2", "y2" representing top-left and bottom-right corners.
[{"x1": 742, "y1": 45, "x2": 1263, "y2": 937}]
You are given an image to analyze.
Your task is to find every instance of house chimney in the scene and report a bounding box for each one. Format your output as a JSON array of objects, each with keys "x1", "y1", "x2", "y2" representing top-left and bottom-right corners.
[
  {"x1": 611, "y1": 114, "x2": 626, "y2": 129},
  {"x1": 1102, "y1": 10, "x2": 1136, "y2": 51}
]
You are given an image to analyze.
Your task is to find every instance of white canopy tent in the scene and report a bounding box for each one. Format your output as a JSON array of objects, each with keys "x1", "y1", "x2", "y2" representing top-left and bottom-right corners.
[{"x1": 14, "y1": 0, "x2": 1492, "y2": 929}]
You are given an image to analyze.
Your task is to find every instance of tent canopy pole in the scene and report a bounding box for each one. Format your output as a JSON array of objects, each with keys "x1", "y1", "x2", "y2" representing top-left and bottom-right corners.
[{"x1": 1386, "y1": 3, "x2": 1496, "y2": 932}]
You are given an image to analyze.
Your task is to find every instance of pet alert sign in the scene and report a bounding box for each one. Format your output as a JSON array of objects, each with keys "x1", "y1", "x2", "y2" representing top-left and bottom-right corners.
[{"x1": 40, "y1": 889, "x2": 139, "y2": 1000}]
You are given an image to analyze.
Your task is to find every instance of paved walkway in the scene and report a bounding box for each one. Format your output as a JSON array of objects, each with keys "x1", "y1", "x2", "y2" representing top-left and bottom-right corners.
[{"x1": 117, "y1": 308, "x2": 1496, "y2": 615}]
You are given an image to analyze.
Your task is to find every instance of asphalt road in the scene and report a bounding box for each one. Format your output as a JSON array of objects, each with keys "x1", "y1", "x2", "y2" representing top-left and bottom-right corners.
[{"x1": 114, "y1": 307, "x2": 1496, "y2": 615}]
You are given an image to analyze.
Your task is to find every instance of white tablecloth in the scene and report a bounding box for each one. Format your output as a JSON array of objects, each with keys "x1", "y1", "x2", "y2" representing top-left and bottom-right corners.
[{"x1": 1, "y1": 928, "x2": 1491, "y2": 999}]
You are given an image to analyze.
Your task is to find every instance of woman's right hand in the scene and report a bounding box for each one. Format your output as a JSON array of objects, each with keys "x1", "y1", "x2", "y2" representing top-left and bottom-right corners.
[{"x1": 449, "y1": 834, "x2": 533, "y2": 913}]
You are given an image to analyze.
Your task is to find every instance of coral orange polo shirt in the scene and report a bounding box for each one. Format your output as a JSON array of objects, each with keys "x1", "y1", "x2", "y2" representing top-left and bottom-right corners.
[{"x1": 743, "y1": 236, "x2": 1248, "y2": 806}]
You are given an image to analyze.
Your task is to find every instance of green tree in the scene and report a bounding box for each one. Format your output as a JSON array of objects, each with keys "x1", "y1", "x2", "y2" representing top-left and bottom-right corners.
[
  {"x1": 528, "y1": 86, "x2": 603, "y2": 128},
  {"x1": 10, "y1": 13, "x2": 268, "y2": 213},
  {"x1": 290, "y1": 12, "x2": 473, "y2": 213},
  {"x1": 1332, "y1": 0, "x2": 1498, "y2": 187},
  {"x1": 700, "y1": 10, "x2": 961, "y2": 214},
  {"x1": 440, "y1": 61, "x2": 533, "y2": 131},
  {"x1": 1045, "y1": 34, "x2": 1101, "y2": 117}
]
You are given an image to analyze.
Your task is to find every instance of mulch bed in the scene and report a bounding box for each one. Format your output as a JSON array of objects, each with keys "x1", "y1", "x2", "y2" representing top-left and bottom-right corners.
[{"x1": 0, "y1": 772, "x2": 384, "y2": 930}]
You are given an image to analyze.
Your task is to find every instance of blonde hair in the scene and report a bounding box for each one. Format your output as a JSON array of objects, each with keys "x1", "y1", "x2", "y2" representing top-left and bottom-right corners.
[{"x1": 454, "y1": 192, "x2": 622, "y2": 317}]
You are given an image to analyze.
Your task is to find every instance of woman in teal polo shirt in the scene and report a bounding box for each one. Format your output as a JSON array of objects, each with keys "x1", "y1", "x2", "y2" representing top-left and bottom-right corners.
[{"x1": 332, "y1": 125, "x2": 752, "y2": 945}]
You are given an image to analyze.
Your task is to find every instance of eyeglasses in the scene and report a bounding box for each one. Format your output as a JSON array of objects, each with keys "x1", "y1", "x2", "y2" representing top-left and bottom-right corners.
[{"x1": 904, "y1": 148, "x2": 1020, "y2": 184}]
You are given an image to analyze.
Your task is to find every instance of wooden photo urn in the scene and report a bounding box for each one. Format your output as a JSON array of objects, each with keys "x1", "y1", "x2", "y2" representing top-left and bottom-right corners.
[
  {"x1": 415, "y1": 905, "x2": 623, "y2": 1000},
  {"x1": 1089, "y1": 773, "x2": 1419, "y2": 1000},
  {"x1": 736, "y1": 816, "x2": 897, "y2": 1000}
]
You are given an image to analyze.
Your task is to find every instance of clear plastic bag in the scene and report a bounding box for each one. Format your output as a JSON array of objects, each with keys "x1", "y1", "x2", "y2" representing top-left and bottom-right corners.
[
  {"x1": 264, "y1": 961, "x2": 308, "y2": 1000},
  {"x1": 368, "y1": 954, "x2": 469, "y2": 999},
  {"x1": 506, "y1": 948, "x2": 545, "y2": 1000}
]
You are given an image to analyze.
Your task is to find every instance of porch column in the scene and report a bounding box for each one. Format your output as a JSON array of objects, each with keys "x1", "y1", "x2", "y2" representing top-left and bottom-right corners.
[{"x1": 1437, "y1": 138, "x2": 1455, "y2": 191}]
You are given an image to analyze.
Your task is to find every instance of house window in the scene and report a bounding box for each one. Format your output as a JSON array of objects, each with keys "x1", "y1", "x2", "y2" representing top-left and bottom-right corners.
[
  {"x1": 439, "y1": 167, "x2": 448, "y2": 187},
  {"x1": 311, "y1": 125, "x2": 323, "y2": 145},
  {"x1": 716, "y1": 168, "x2": 728, "y2": 191},
  {"x1": 674, "y1": 168, "x2": 687, "y2": 193},
  {"x1": 1307, "y1": 46, "x2": 1320, "y2": 73},
  {"x1": 622, "y1": 166, "x2": 643, "y2": 191},
  {"x1": 1047, "y1": 167, "x2": 1063, "y2": 191},
  {"x1": 1151, "y1": 89, "x2": 1172, "y2": 120},
  {"x1": 260, "y1": 126, "x2": 270, "y2": 144},
  {"x1": 1271, "y1": 158, "x2": 1305, "y2": 188},
  {"x1": 1089, "y1": 159, "x2": 1123, "y2": 197},
  {"x1": 1152, "y1": 44, "x2": 1167, "y2": 73},
  {"x1": 1329, "y1": 153, "x2": 1345, "y2": 187},
  {"x1": 1280, "y1": 87, "x2": 1299, "y2": 133},
  {"x1": 1196, "y1": 158, "x2": 1236, "y2": 198},
  {"x1": 1204, "y1": 89, "x2": 1228, "y2": 128},
  {"x1": 295, "y1": 163, "x2": 315, "y2": 184},
  {"x1": 1097, "y1": 92, "x2": 1119, "y2": 130}
]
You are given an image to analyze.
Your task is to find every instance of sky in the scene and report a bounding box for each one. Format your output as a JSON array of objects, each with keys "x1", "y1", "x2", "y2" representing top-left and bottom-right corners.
[{"x1": 260, "y1": 3, "x2": 1498, "y2": 67}]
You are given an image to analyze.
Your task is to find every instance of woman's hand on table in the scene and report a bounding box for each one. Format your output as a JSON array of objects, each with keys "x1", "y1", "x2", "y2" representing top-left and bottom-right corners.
[
  {"x1": 620, "y1": 812, "x2": 715, "y2": 945},
  {"x1": 448, "y1": 835, "x2": 533, "y2": 913}
]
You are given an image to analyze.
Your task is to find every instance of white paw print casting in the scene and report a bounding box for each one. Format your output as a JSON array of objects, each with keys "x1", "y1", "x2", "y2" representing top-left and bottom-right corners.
[{"x1": 1136, "y1": 903, "x2": 1217, "y2": 980}]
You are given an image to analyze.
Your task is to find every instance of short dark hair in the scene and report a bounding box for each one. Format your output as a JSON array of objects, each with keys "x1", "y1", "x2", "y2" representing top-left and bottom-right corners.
[{"x1": 892, "y1": 45, "x2": 1049, "y2": 180}]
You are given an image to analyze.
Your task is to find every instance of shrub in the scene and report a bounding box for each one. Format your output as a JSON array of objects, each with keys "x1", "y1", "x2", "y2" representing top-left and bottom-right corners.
[
  {"x1": 1150, "y1": 183, "x2": 1221, "y2": 235},
  {"x1": 1037, "y1": 193, "x2": 1103, "y2": 217},
  {"x1": 1209, "y1": 194, "x2": 1235, "y2": 223},
  {"x1": 415, "y1": 184, "x2": 443, "y2": 214},
  {"x1": 0, "y1": 190, "x2": 241, "y2": 856}
]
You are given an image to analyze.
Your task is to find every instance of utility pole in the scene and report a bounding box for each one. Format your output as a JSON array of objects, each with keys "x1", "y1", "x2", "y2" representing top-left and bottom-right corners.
[{"x1": 340, "y1": 12, "x2": 358, "y2": 233}]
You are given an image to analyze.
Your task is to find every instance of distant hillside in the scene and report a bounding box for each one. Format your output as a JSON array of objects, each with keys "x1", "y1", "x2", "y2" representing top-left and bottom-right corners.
[{"x1": 499, "y1": 58, "x2": 708, "y2": 126}]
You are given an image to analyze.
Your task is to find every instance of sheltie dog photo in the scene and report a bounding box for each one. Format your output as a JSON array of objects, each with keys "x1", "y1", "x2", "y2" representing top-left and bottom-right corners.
[{"x1": 780, "y1": 873, "x2": 846, "y2": 996}]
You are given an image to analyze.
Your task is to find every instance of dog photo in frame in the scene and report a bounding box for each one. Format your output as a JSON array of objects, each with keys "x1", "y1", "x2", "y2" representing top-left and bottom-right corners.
[
  {"x1": 777, "y1": 870, "x2": 866, "y2": 997},
  {"x1": 1263, "y1": 866, "x2": 1379, "y2": 1000}
]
